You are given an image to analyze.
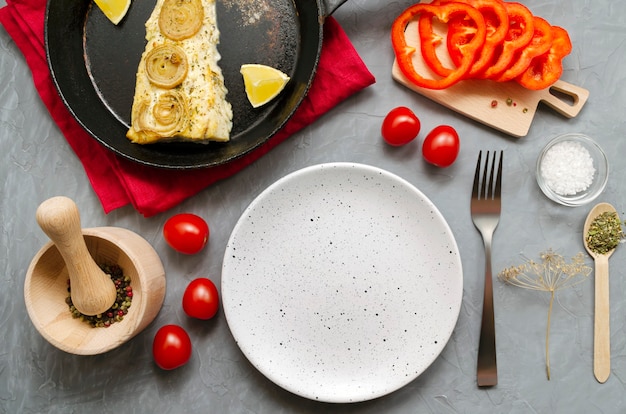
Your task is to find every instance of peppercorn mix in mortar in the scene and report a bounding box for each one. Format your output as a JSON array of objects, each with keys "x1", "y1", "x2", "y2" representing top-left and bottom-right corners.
[
  {"x1": 126, "y1": 0, "x2": 233, "y2": 144},
  {"x1": 66, "y1": 264, "x2": 133, "y2": 328}
]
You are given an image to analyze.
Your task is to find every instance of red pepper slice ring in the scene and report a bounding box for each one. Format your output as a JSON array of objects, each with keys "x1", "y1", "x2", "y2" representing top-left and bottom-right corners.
[
  {"x1": 417, "y1": 0, "x2": 494, "y2": 78},
  {"x1": 444, "y1": 13, "x2": 479, "y2": 71},
  {"x1": 516, "y1": 25, "x2": 572, "y2": 90},
  {"x1": 496, "y1": 16, "x2": 553, "y2": 82},
  {"x1": 417, "y1": 8, "x2": 452, "y2": 77},
  {"x1": 418, "y1": 0, "x2": 510, "y2": 79},
  {"x1": 447, "y1": 0, "x2": 509, "y2": 77},
  {"x1": 479, "y1": 2, "x2": 535, "y2": 79},
  {"x1": 392, "y1": 2, "x2": 486, "y2": 90}
]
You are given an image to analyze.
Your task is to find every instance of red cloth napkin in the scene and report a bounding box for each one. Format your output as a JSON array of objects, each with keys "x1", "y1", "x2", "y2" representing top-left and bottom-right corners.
[{"x1": 0, "y1": 0, "x2": 375, "y2": 217}]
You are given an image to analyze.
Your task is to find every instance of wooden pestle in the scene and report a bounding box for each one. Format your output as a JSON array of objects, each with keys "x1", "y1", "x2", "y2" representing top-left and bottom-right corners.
[{"x1": 36, "y1": 196, "x2": 117, "y2": 316}]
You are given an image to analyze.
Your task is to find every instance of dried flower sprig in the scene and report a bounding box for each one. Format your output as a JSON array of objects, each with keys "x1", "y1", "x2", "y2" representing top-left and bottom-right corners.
[{"x1": 498, "y1": 250, "x2": 591, "y2": 380}]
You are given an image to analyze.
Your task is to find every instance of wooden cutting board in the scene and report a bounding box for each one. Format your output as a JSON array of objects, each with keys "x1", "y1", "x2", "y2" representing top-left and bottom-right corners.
[{"x1": 391, "y1": 20, "x2": 589, "y2": 137}]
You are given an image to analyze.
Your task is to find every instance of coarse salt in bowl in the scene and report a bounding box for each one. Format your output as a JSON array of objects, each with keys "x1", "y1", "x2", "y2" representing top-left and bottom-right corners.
[{"x1": 536, "y1": 133, "x2": 609, "y2": 206}]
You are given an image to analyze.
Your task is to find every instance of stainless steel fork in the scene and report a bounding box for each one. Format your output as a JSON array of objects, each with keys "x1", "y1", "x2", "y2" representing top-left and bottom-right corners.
[{"x1": 471, "y1": 150, "x2": 503, "y2": 387}]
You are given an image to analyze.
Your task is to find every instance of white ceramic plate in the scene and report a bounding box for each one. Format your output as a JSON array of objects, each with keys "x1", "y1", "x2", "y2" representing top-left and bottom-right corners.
[{"x1": 221, "y1": 163, "x2": 463, "y2": 402}]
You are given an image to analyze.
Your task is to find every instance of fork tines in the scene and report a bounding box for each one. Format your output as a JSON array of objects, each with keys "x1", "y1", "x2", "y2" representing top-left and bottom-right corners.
[{"x1": 473, "y1": 150, "x2": 503, "y2": 201}]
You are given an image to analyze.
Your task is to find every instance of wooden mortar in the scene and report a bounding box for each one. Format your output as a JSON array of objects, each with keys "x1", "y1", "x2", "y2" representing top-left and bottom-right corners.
[{"x1": 24, "y1": 197, "x2": 166, "y2": 355}]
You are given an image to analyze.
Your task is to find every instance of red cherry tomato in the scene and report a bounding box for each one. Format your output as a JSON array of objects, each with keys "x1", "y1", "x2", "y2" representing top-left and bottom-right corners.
[
  {"x1": 381, "y1": 106, "x2": 421, "y2": 146},
  {"x1": 182, "y1": 278, "x2": 219, "y2": 320},
  {"x1": 422, "y1": 125, "x2": 460, "y2": 167},
  {"x1": 152, "y1": 325, "x2": 192, "y2": 370},
  {"x1": 163, "y1": 213, "x2": 209, "y2": 254}
]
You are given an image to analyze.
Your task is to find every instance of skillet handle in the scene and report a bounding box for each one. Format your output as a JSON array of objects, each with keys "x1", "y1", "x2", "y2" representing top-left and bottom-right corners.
[{"x1": 321, "y1": 0, "x2": 348, "y2": 17}]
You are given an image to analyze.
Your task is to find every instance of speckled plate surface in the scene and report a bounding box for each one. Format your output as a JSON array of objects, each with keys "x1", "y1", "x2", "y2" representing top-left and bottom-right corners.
[{"x1": 221, "y1": 163, "x2": 463, "y2": 402}]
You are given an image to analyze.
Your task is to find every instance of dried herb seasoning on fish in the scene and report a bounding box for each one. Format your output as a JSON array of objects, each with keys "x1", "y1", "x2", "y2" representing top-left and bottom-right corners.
[
  {"x1": 586, "y1": 211, "x2": 625, "y2": 255},
  {"x1": 66, "y1": 264, "x2": 133, "y2": 328}
]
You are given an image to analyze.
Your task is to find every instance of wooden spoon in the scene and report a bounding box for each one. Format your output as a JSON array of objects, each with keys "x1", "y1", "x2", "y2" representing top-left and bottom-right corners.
[
  {"x1": 36, "y1": 196, "x2": 117, "y2": 316},
  {"x1": 583, "y1": 202, "x2": 619, "y2": 383}
]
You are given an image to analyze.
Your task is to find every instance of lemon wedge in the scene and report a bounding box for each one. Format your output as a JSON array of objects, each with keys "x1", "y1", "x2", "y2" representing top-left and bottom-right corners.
[
  {"x1": 94, "y1": 0, "x2": 131, "y2": 25},
  {"x1": 240, "y1": 64, "x2": 290, "y2": 108}
]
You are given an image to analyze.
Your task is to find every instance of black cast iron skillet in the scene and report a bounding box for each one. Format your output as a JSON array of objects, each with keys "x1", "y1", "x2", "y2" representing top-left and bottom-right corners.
[{"x1": 45, "y1": 0, "x2": 347, "y2": 169}]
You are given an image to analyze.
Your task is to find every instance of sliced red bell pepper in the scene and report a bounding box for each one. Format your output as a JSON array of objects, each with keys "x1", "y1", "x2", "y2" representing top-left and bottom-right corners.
[
  {"x1": 443, "y1": 12, "x2": 478, "y2": 71},
  {"x1": 417, "y1": 0, "x2": 498, "y2": 78},
  {"x1": 479, "y1": 2, "x2": 535, "y2": 79},
  {"x1": 496, "y1": 16, "x2": 553, "y2": 82},
  {"x1": 392, "y1": 2, "x2": 486, "y2": 89},
  {"x1": 417, "y1": 3, "x2": 453, "y2": 78},
  {"x1": 516, "y1": 25, "x2": 572, "y2": 90},
  {"x1": 446, "y1": 0, "x2": 509, "y2": 77},
  {"x1": 417, "y1": 6, "x2": 450, "y2": 77}
]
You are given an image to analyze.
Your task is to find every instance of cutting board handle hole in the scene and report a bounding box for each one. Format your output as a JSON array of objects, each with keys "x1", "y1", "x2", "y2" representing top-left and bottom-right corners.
[
  {"x1": 549, "y1": 87, "x2": 578, "y2": 106},
  {"x1": 541, "y1": 81, "x2": 589, "y2": 119}
]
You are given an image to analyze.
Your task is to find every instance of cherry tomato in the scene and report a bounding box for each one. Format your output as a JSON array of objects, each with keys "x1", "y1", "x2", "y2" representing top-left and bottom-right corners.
[
  {"x1": 182, "y1": 278, "x2": 219, "y2": 320},
  {"x1": 381, "y1": 106, "x2": 421, "y2": 146},
  {"x1": 422, "y1": 125, "x2": 460, "y2": 167},
  {"x1": 163, "y1": 213, "x2": 209, "y2": 254},
  {"x1": 152, "y1": 325, "x2": 192, "y2": 370}
]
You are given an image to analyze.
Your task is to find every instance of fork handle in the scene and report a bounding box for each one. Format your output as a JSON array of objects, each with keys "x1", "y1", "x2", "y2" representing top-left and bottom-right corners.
[{"x1": 477, "y1": 237, "x2": 497, "y2": 387}]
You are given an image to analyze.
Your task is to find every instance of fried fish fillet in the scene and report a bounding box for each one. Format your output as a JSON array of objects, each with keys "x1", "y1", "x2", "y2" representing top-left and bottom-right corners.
[{"x1": 126, "y1": 0, "x2": 232, "y2": 144}]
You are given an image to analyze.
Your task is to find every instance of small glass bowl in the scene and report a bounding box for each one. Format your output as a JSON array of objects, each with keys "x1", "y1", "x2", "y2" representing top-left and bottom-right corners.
[{"x1": 536, "y1": 133, "x2": 609, "y2": 207}]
